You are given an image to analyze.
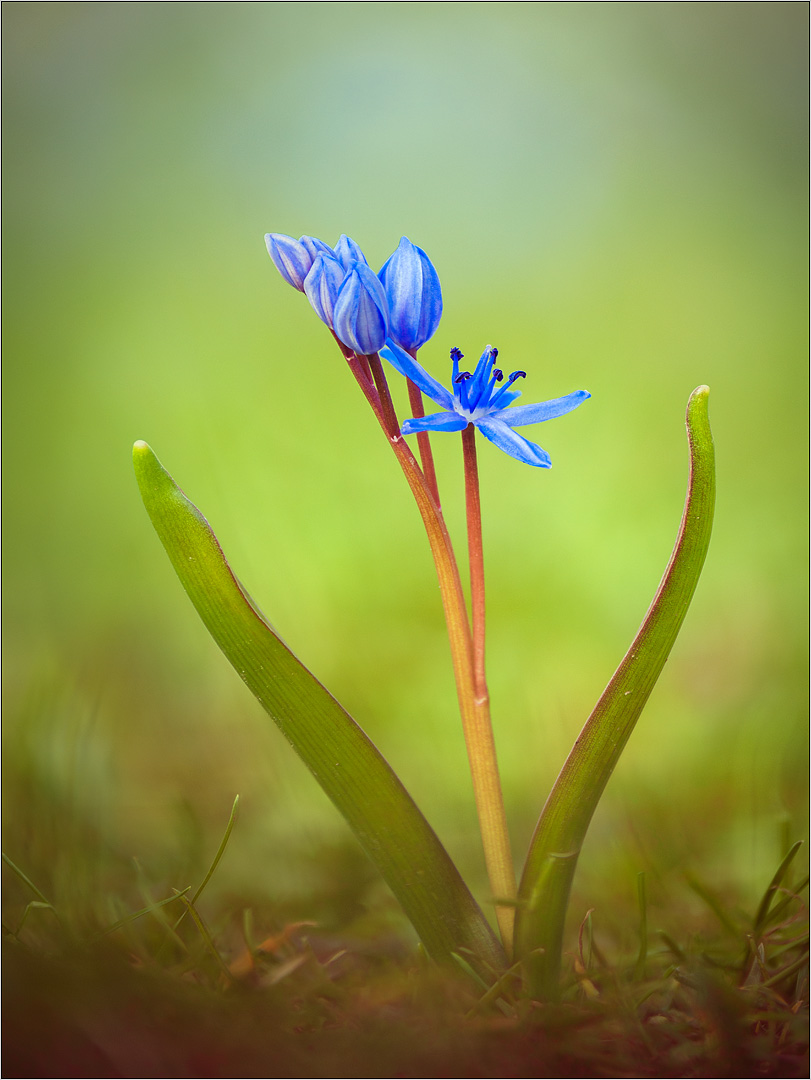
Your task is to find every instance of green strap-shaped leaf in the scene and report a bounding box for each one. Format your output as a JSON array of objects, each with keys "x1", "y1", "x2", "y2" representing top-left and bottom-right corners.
[
  {"x1": 133, "y1": 441, "x2": 506, "y2": 978},
  {"x1": 515, "y1": 386, "x2": 716, "y2": 999}
]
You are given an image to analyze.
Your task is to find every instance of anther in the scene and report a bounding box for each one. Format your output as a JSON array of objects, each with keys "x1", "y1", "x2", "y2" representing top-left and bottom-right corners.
[
  {"x1": 454, "y1": 371, "x2": 472, "y2": 384},
  {"x1": 493, "y1": 368, "x2": 503, "y2": 382},
  {"x1": 510, "y1": 370, "x2": 527, "y2": 381},
  {"x1": 450, "y1": 347, "x2": 464, "y2": 362}
]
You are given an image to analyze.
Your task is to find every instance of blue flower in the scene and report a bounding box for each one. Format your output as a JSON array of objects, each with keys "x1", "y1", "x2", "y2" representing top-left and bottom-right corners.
[
  {"x1": 265, "y1": 233, "x2": 334, "y2": 291},
  {"x1": 378, "y1": 237, "x2": 442, "y2": 353},
  {"x1": 332, "y1": 262, "x2": 389, "y2": 355},
  {"x1": 266, "y1": 231, "x2": 389, "y2": 353},
  {"x1": 380, "y1": 340, "x2": 590, "y2": 467},
  {"x1": 303, "y1": 252, "x2": 346, "y2": 329},
  {"x1": 334, "y1": 233, "x2": 369, "y2": 270}
]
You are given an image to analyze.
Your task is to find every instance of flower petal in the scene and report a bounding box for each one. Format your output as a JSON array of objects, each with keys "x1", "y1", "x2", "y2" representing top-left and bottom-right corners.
[
  {"x1": 378, "y1": 237, "x2": 442, "y2": 352},
  {"x1": 300, "y1": 235, "x2": 335, "y2": 262},
  {"x1": 303, "y1": 253, "x2": 347, "y2": 328},
  {"x1": 466, "y1": 345, "x2": 498, "y2": 410},
  {"x1": 492, "y1": 390, "x2": 591, "y2": 428},
  {"x1": 334, "y1": 234, "x2": 369, "y2": 271},
  {"x1": 475, "y1": 417, "x2": 552, "y2": 467},
  {"x1": 265, "y1": 233, "x2": 314, "y2": 291},
  {"x1": 332, "y1": 262, "x2": 389, "y2": 355},
  {"x1": 403, "y1": 411, "x2": 469, "y2": 434},
  {"x1": 380, "y1": 339, "x2": 455, "y2": 411}
]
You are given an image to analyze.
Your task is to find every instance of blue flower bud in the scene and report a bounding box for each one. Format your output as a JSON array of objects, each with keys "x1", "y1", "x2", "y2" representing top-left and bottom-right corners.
[
  {"x1": 333, "y1": 234, "x2": 369, "y2": 271},
  {"x1": 265, "y1": 233, "x2": 333, "y2": 291},
  {"x1": 303, "y1": 253, "x2": 347, "y2": 329},
  {"x1": 378, "y1": 236, "x2": 442, "y2": 353},
  {"x1": 332, "y1": 261, "x2": 390, "y2": 355}
]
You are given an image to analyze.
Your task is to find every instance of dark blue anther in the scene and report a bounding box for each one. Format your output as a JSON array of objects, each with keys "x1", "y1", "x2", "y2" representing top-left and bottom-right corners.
[
  {"x1": 493, "y1": 369, "x2": 503, "y2": 382},
  {"x1": 454, "y1": 371, "x2": 472, "y2": 383},
  {"x1": 450, "y1": 347, "x2": 464, "y2": 362}
]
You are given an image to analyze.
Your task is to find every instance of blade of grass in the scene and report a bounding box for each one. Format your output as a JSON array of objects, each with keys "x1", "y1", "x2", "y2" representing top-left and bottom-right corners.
[
  {"x1": 132, "y1": 859, "x2": 189, "y2": 955},
  {"x1": 753, "y1": 841, "x2": 803, "y2": 937},
  {"x1": 515, "y1": 387, "x2": 716, "y2": 1000},
  {"x1": 767, "y1": 875, "x2": 810, "y2": 928},
  {"x1": 168, "y1": 794, "x2": 241, "y2": 942},
  {"x1": 2, "y1": 853, "x2": 53, "y2": 907},
  {"x1": 174, "y1": 892, "x2": 235, "y2": 984},
  {"x1": 8, "y1": 901, "x2": 59, "y2": 940},
  {"x1": 94, "y1": 887, "x2": 191, "y2": 939},
  {"x1": 133, "y1": 441, "x2": 506, "y2": 979}
]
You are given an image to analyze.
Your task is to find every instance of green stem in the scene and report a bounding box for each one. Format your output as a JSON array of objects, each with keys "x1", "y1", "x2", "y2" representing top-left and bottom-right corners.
[
  {"x1": 361, "y1": 350, "x2": 515, "y2": 954},
  {"x1": 514, "y1": 386, "x2": 716, "y2": 999}
]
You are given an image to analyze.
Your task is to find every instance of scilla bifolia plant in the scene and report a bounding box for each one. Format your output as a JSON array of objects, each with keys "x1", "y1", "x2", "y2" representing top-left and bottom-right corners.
[{"x1": 134, "y1": 232, "x2": 715, "y2": 1000}]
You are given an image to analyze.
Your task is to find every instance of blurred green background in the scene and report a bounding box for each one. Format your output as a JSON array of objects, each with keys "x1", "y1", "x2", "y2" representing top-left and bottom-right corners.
[{"x1": 3, "y1": 3, "x2": 807, "y2": 940}]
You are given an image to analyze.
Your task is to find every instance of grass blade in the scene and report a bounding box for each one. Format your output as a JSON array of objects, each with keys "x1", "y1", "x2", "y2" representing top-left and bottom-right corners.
[
  {"x1": 133, "y1": 441, "x2": 505, "y2": 978},
  {"x1": 753, "y1": 841, "x2": 803, "y2": 936},
  {"x1": 515, "y1": 386, "x2": 716, "y2": 999},
  {"x1": 2, "y1": 853, "x2": 52, "y2": 907},
  {"x1": 94, "y1": 887, "x2": 191, "y2": 939}
]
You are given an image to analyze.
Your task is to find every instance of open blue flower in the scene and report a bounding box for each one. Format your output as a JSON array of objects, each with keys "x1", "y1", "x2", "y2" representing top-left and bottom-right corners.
[{"x1": 380, "y1": 339, "x2": 590, "y2": 467}]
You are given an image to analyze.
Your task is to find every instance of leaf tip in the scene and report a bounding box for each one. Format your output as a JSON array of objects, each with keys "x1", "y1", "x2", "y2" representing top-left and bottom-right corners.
[{"x1": 133, "y1": 441, "x2": 163, "y2": 493}]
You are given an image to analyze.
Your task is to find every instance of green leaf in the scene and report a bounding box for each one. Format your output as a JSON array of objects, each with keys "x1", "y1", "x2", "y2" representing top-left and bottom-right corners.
[
  {"x1": 132, "y1": 441, "x2": 506, "y2": 978},
  {"x1": 515, "y1": 386, "x2": 716, "y2": 999}
]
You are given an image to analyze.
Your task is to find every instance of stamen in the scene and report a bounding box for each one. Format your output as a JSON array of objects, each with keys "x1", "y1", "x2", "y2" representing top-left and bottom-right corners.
[
  {"x1": 454, "y1": 367, "x2": 473, "y2": 410},
  {"x1": 488, "y1": 369, "x2": 528, "y2": 410}
]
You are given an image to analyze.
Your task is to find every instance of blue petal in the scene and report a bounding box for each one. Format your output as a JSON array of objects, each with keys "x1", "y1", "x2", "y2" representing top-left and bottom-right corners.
[
  {"x1": 303, "y1": 253, "x2": 347, "y2": 328},
  {"x1": 380, "y1": 339, "x2": 455, "y2": 411},
  {"x1": 403, "y1": 411, "x2": 469, "y2": 434},
  {"x1": 334, "y1": 234, "x2": 369, "y2": 271},
  {"x1": 265, "y1": 233, "x2": 314, "y2": 292},
  {"x1": 332, "y1": 262, "x2": 389, "y2": 355},
  {"x1": 378, "y1": 237, "x2": 442, "y2": 352},
  {"x1": 485, "y1": 388, "x2": 522, "y2": 411},
  {"x1": 475, "y1": 417, "x2": 552, "y2": 467},
  {"x1": 300, "y1": 235, "x2": 334, "y2": 263},
  {"x1": 491, "y1": 390, "x2": 591, "y2": 428},
  {"x1": 466, "y1": 345, "x2": 498, "y2": 409}
]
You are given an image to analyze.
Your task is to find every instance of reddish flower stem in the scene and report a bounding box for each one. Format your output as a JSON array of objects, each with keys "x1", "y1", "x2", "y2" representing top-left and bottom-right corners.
[
  {"x1": 462, "y1": 423, "x2": 487, "y2": 701},
  {"x1": 337, "y1": 344, "x2": 516, "y2": 953},
  {"x1": 406, "y1": 373, "x2": 441, "y2": 509}
]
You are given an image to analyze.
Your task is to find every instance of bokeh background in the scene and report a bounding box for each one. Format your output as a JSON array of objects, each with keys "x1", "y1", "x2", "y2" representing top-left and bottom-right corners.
[{"x1": 4, "y1": 3, "x2": 807, "y2": 945}]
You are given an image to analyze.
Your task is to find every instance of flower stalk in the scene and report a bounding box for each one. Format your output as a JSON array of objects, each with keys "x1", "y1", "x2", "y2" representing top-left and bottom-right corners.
[
  {"x1": 406, "y1": 376, "x2": 440, "y2": 508},
  {"x1": 462, "y1": 423, "x2": 486, "y2": 699},
  {"x1": 350, "y1": 349, "x2": 516, "y2": 954},
  {"x1": 461, "y1": 421, "x2": 516, "y2": 951}
]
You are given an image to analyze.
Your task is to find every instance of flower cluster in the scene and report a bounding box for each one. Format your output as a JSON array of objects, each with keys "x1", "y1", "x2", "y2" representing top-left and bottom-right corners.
[
  {"x1": 265, "y1": 232, "x2": 441, "y2": 356},
  {"x1": 265, "y1": 230, "x2": 590, "y2": 466}
]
